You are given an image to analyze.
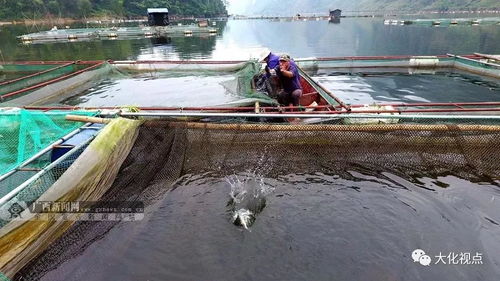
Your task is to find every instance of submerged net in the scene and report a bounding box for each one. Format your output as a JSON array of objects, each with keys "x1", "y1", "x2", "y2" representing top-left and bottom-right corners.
[
  {"x1": 0, "y1": 117, "x2": 498, "y2": 280},
  {"x1": 0, "y1": 64, "x2": 78, "y2": 97},
  {"x1": 220, "y1": 61, "x2": 277, "y2": 106},
  {"x1": 0, "y1": 118, "x2": 141, "y2": 279},
  {"x1": 3, "y1": 63, "x2": 114, "y2": 106},
  {"x1": 0, "y1": 109, "x2": 96, "y2": 177}
]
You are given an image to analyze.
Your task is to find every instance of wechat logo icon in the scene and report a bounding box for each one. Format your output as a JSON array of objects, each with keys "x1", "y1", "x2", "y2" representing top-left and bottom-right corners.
[{"x1": 412, "y1": 249, "x2": 432, "y2": 266}]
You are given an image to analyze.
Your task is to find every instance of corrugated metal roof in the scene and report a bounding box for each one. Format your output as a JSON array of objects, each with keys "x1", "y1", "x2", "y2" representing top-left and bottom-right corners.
[{"x1": 147, "y1": 8, "x2": 169, "y2": 14}]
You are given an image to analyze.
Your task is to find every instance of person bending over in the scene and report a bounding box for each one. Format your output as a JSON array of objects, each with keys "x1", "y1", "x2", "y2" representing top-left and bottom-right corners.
[{"x1": 274, "y1": 54, "x2": 302, "y2": 106}]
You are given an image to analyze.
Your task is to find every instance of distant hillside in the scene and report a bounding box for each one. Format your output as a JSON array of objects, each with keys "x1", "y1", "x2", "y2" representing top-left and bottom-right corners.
[
  {"x1": 234, "y1": 0, "x2": 500, "y2": 16},
  {"x1": 0, "y1": 0, "x2": 227, "y2": 20}
]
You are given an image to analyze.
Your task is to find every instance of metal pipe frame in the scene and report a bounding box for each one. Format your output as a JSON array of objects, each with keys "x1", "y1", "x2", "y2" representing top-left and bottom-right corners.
[
  {"x1": 118, "y1": 112, "x2": 500, "y2": 120},
  {"x1": 0, "y1": 61, "x2": 75, "y2": 87},
  {"x1": 0, "y1": 122, "x2": 92, "y2": 183},
  {"x1": 0, "y1": 131, "x2": 96, "y2": 207},
  {"x1": 22, "y1": 102, "x2": 500, "y2": 114},
  {"x1": 0, "y1": 61, "x2": 106, "y2": 100}
]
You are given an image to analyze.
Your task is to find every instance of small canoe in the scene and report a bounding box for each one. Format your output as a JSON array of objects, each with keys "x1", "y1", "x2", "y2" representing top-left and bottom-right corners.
[{"x1": 255, "y1": 65, "x2": 347, "y2": 113}]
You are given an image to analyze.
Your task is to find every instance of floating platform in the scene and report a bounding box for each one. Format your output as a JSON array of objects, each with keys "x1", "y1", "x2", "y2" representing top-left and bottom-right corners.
[
  {"x1": 0, "y1": 61, "x2": 110, "y2": 105},
  {"x1": 18, "y1": 25, "x2": 218, "y2": 43},
  {"x1": 1, "y1": 54, "x2": 499, "y2": 108},
  {"x1": 383, "y1": 17, "x2": 500, "y2": 26}
]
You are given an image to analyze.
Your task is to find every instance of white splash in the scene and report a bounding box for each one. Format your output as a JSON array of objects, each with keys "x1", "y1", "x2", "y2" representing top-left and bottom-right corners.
[{"x1": 226, "y1": 172, "x2": 273, "y2": 230}]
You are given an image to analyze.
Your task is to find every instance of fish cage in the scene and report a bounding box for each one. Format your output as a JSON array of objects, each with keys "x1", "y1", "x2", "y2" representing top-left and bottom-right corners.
[
  {"x1": 18, "y1": 25, "x2": 219, "y2": 44},
  {"x1": 1, "y1": 113, "x2": 500, "y2": 279},
  {"x1": 0, "y1": 54, "x2": 499, "y2": 279},
  {"x1": 0, "y1": 61, "x2": 113, "y2": 106}
]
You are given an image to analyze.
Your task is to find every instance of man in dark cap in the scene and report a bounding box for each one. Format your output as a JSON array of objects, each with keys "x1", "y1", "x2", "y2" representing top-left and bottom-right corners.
[{"x1": 273, "y1": 54, "x2": 302, "y2": 106}]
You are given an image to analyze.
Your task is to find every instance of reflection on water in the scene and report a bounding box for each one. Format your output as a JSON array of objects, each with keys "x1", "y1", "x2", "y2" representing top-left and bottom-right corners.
[
  {"x1": 62, "y1": 71, "x2": 500, "y2": 107},
  {"x1": 30, "y1": 168, "x2": 500, "y2": 281},
  {"x1": 313, "y1": 72, "x2": 500, "y2": 105},
  {"x1": 62, "y1": 73, "x2": 237, "y2": 107},
  {"x1": 1, "y1": 18, "x2": 499, "y2": 61}
]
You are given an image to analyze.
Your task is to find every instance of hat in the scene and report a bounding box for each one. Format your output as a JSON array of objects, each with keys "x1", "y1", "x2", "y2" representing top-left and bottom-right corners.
[
  {"x1": 258, "y1": 50, "x2": 271, "y2": 62},
  {"x1": 279, "y1": 54, "x2": 290, "y2": 61}
]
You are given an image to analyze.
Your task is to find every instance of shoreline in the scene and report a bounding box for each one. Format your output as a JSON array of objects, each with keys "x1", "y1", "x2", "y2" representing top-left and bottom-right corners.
[{"x1": 0, "y1": 9, "x2": 498, "y2": 26}]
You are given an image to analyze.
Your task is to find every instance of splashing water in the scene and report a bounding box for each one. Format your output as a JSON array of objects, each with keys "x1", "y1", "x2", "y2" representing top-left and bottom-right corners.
[{"x1": 225, "y1": 172, "x2": 274, "y2": 230}]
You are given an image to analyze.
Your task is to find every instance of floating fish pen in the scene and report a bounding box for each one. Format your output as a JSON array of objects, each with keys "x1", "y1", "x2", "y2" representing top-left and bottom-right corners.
[
  {"x1": 1, "y1": 54, "x2": 498, "y2": 110},
  {"x1": 18, "y1": 26, "x2": 218, "y2": 43},
  {"x1": 384, "y1": 17, "x2": 500, "y2": 26},
  {"x1": 0, "y1": 61, "x2": 112, "y2": 106},
  {"x1": 0, "y1": 53, "x2": 500, "y2": 280},
  {"x1": 1, "y1": 110, "x2": 500, "y2": 279},
  {"x1": 109, "y1": 54, "x2": 500, "y2": 80}
]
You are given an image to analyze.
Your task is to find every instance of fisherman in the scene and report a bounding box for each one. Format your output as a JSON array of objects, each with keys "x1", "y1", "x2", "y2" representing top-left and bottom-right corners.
[
  {"x1": 273, "y1": 54, "x2": 302, "y2": 106},
  {"x1": 259, "y1": 50, "x2": 280, "y2": 77},
  {"x1": 254, "y1": 50, "x2": 280, "y2": 97}
]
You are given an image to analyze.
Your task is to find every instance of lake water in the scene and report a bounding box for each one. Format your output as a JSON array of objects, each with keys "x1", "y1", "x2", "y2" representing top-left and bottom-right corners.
[
  {"x1": 3, "y1": 17, "x2": 500, "y2": 281},
  {"x1": 3, "y1": 17, "x2": 498, "y2": 107},
  {"x1": 61, "y1": 71, "x2": 500, "y2": 107},
  {"x1": 1, "y1": 17, "x2": 499, "y2": 61}
]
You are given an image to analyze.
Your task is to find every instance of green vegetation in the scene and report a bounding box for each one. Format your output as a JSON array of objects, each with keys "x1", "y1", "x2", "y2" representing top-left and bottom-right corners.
[{"x1": 0, "y1": 0, "x2": 227, "y2": 20}]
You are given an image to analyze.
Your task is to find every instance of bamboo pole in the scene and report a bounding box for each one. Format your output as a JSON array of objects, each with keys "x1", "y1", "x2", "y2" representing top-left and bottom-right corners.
[
  {"x1": 165, "y1": 121, "x2": 500, "y2": 132},
  {"x1": 65, "y1": 115, "x2": 112, "y2": 124}
]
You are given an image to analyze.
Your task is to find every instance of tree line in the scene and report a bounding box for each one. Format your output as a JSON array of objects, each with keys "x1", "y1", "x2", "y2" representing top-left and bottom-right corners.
[{"x1": 0, "y1": 0, "x2": 228, "y2": 20}]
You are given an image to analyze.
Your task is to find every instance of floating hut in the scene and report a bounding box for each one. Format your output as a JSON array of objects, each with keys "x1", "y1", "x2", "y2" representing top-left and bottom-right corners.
[
  {"x1": 147, "y1": 8, "x2": 170, "y2": 26},
  {"x1": 329, "y1": 9, "x2": 342, "y2": 23},
  {"x1": 329, "y1": 9, "x2": 342, "y2": 19}
]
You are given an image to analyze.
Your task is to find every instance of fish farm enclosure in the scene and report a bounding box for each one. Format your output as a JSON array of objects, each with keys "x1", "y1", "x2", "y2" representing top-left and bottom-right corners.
[{"x1": 0, "y1": 53, "x2": 500, "y2": 281}]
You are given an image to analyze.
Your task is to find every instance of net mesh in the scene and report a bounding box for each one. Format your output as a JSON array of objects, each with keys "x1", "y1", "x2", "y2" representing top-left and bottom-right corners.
[
  {"x1": 0, "y1": 65, "x2": 77, "y2": 97},
  {"x1": 0, "y1": 109, "x2": 96, "y2": 177},
  {"x1": 1, "y1": 118, "x2": 500, "y2": 280},
  {"x1": 220, "y1": 61, "x2": 277, "y2": 105},
  {"x1": 0, "y1": 118, "x2": 141, "y2": 278},
  {"x1": 3, "y1": 63, "x2": 114, "y2": 106}
]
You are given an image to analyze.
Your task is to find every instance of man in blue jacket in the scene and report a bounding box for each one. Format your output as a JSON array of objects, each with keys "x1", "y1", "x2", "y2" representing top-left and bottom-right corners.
[
  {"x1": 259, "y1": 50, "x2": 280, "y2": 77},
  {"x1": 255, "y1": 50, "x2": 281, "y2": 97},
  {"x1": 273, "y1": 54, "x2": 302, "y2": 106}
]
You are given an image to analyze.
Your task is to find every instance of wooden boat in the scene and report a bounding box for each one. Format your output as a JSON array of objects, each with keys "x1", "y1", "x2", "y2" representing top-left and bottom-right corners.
[{"x1": 254, "y1": 65, "x2": 348, "y2": 114}]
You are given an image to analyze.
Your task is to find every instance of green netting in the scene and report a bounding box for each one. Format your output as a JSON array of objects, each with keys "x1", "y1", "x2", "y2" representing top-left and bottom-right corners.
[
  {"x1": 0, "y1": 272, "x2": 9, "y2": 281},
  {"x1": 0, "y1": 65, "x2": 77, "y2": 97},
  {"x1": 220, "y1": 61, "x2": 277, "y2": 105},
  {"x1": 0, "y1": 64, "x2": 62, "y2": 73},
  {"x1": 0, "y1": 118, "x2": 141, "y2": 278},
  {"x1": 0, "y1": 109, "x2": 96, "y2": 176}
]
